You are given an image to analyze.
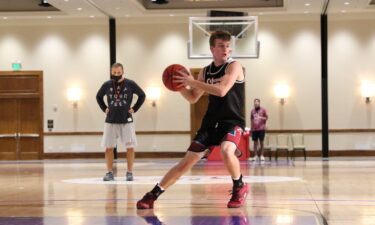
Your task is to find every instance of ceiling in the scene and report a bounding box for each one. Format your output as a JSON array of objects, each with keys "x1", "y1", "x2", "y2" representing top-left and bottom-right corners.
[
  {"x1": 137, "y1": 0, "x2": 284, "y2": 10},
  {"x1": 0, "y1": 0, "x2": 374, "y2": 20},
  {"x1": 0, "y1": 0, "x2": 59, "y2": 12}
]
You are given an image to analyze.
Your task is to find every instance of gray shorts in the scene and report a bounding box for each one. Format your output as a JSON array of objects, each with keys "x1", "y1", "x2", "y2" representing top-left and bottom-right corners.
[{"x1": 101, "y1": 123, "x2": 137, "y2": 149}]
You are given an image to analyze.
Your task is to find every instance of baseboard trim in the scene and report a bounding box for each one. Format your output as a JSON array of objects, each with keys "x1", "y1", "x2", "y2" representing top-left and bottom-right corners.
[
  {"x1": 43, "y1": 150, "x2": 375, "y2": 159},
  {"x1": 44, "y1": 129, "x2": 375, "y2": 136},
  {"x1": 44, "y1": 131, "x2": 190, "y2": 136},
  {"x1": 43, "y1": 152, "x2": 186, "y2": 159},
  {"x1": 266, "y1": 150, "x2": 375, "y2": 157}
]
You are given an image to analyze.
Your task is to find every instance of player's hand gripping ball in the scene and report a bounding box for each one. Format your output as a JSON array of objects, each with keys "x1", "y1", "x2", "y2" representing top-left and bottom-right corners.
[{"x1": 162, "y1": 64, "x2": 189, "y2": 91}]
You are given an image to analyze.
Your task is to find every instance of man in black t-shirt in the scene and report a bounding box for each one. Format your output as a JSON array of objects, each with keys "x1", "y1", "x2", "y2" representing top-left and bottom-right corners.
[
  {"x1": 137, "y1": 31, "x2": 248, "y2": 209},
  {"x1": 96, "y1": 63, "x2": 145, "y2": 182}
]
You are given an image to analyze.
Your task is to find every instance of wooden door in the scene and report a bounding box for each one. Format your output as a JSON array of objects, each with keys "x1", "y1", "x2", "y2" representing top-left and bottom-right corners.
[
  {"x1": 0, "y1": 99, "x2": 18, "y2": 160},
  {"x1": 189, "y1": 68, "x2": 208, "y2": 140},
  {"x1": 0, "y1": 71, "x2": 43, "y2": 160},
  {"x1": 190, "y1": 95, "x2": 208, "y2": 140},
  {"x1": 18, "y1": 98, "x2": 42, "y2": 159}
]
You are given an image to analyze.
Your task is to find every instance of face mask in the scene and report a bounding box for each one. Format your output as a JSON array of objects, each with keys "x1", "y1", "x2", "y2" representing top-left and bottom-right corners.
[{"x1": 111, "y1": 75, "x2": 122, "y2": 82}]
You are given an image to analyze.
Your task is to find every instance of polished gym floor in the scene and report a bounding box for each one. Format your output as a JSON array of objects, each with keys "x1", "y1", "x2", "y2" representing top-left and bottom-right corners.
[{"x1": 0, "y1": 157, "x2": 374, "y2": 225}]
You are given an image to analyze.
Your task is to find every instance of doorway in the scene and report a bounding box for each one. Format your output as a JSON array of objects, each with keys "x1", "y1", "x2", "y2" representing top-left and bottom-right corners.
[{"x1": 0, "y1": 71, "x2": 43, "y2": 160}]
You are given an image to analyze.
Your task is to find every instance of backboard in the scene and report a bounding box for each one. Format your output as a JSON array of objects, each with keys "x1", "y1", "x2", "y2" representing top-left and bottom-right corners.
[{"x1": 188, "y1": 16, "x2": 259, "y2": 59}]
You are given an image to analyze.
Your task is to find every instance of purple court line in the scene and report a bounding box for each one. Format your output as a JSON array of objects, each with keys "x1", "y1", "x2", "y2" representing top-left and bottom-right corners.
[{"x1": 0, "y1": 215, "x2": 320, "y2": 225}]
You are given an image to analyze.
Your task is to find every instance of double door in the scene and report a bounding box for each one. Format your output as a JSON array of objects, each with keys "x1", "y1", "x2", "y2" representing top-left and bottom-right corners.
[{"x1": 0, "y1": 71, "x2": 43, "y2": 160}]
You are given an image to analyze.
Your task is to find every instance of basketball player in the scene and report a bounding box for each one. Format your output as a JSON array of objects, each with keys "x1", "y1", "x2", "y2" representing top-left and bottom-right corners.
[
  {"x1": 137, "y1": 30, "x2": 248, "y2": 209},
  {"x1": 96, "y1": 62, "x2": 145, "y2": 181}
]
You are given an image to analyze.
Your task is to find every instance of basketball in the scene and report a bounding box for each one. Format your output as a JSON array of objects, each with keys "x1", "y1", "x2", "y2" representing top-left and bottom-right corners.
[{"x1": 162, "y1": 64, "x2": 189, "y2": 92}]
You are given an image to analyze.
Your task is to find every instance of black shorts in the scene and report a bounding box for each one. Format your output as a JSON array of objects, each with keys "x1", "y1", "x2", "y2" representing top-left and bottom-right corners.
[
  {"x1": 252, "y1": 130, "x2": 266, "y2": 141},
  {"x1": 188, "y1": 122, "x2": 243, "y2": 153}
]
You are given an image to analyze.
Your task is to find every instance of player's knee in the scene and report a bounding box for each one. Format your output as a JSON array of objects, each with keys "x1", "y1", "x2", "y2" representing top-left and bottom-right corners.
[{"x1": 220, "y1": 147, "x2": 235, "y2": 158}]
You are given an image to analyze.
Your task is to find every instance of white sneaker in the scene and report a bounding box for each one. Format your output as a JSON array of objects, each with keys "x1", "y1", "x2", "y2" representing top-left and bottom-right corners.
[
  {"x1": 249, "y1": 156, "x2": 258, "y2": 161},
  {"x1": 260, "y1": 155, "x2": 265, "y2": 161}
]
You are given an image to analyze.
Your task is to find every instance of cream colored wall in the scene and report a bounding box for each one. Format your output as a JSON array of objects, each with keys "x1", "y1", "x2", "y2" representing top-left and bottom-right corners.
[
  {"x1": 245, "y1": 19, "x2": 321, "y2": 130},
  {"x1": 328, "y1": 19, "x2": 375, "y2": 150},
  {"x1": 1, "y1": 16, "x2": 375, "y2": 153},
  {"x1": 0, "y1": 21, "x2": 109, "y2": 133},
  {"x1": 0, "y1": 20, "x2": 109, "y2": 152},
  {"x1": 246, "y1": 18, "x2": 323, "y2": 152}
]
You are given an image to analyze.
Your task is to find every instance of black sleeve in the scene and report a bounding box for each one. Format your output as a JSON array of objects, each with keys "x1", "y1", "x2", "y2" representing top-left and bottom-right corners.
[
  {"x1": 130, "y1": 81, "x2": 146, "y2": 113},
  {"x1": 96, "y1": 83, "x2": 107, "y2": 112}
]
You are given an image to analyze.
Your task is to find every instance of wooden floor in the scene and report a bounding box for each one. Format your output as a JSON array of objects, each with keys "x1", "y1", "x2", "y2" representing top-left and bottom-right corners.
[{"x1": 0, "y1": 157, "x2": 375, "y2": 225}]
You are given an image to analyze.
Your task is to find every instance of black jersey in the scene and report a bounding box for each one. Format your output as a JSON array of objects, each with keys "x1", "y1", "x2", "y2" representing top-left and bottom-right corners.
[
  {"x1": 96, "y1": 78, "x2": 145, "y2": 124},
  {"x1": 201, "y1": 59, "x2": 245, "y2": 129}
]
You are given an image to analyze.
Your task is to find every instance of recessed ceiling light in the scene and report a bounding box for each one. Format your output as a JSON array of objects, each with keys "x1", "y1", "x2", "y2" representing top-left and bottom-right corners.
[
  {"x1": 90, "y1": 15, "x2": 95, "y2": 18},
  {"x1": 47, "y1": 16, "x2": 52, "y2": 19},
  {"x1": 344, "y1": 2, "x2": 350, "y2": 5},
  {"x1": 259, "y1": 12, "x2": 263, "y2": 15},
  {"x1": 341, "y1": 10, "x2": 346, "y2": 13},
  {"x1": 304, "y1": 11, "x2": 309, "y2": 14},
  {"x1": 64, "y1": 0, "x2": 69, "y2": 1},
  {"x1": 3, "y1": 17, "x2": 8, "y2": 20},
  {"x1": 169, "y1": 14, "x2": 174, "y2": 16},
  {"x1": 77, "y1": 8, "x2": 82, "y2": 11},
  {"x1": 305, "y1": 3, "x2": 311, "y2": 6}
]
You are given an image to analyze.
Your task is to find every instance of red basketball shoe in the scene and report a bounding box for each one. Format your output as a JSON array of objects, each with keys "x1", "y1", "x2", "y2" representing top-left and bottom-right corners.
[
  {"x1": 137, "y1": 192, "x2": 157, "y2": 209},
  {"x1": 227, "y1": 183, "x2": 249, "y2": 208}
]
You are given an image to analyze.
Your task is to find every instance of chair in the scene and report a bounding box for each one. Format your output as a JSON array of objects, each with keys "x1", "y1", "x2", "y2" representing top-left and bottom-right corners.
[
  {"x1": 275, "y1": 134, "x2": 290, "y2": 161},
  {"x1": 263, "y1": 135, "x2": 272, "y2": 161},
  {"x1": 291, "y1": 133, "x2": 307, "y2": 161}
]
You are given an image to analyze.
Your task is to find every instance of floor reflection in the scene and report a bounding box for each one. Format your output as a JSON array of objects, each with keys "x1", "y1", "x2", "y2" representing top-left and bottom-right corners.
[{"x1": 0, "y1": 215, "x2": 320, "y2": 225}]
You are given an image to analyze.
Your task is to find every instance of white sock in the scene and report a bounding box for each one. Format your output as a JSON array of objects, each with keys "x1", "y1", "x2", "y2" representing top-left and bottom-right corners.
[
  {"x1": 157, "y1": 183, "x2": 165, "y2": 191},
  {"x1": 232, "y1": 176, "x2": 241, "y2": 180}
]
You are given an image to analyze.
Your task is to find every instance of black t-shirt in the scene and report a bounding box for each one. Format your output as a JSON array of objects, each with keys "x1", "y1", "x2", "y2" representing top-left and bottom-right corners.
[
  {"x1": 201, "y1": 59, "x2": 245, "y2": 129},
  {"x1": 96, "y1": 78, "x2": 146, "y2": 124}
]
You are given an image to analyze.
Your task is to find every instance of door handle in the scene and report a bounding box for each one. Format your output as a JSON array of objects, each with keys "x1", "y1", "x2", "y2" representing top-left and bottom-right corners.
[
  {"x1": 0, "y1": 133, "x2": 18, "y2": 138},
  {"x1": 18, "y1": 133, "x2": 39, "y2": 138}
]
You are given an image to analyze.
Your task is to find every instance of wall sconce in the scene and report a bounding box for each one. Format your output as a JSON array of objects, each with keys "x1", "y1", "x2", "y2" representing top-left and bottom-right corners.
[
  {"x1": 274, "y1": 83, "x2": 290, "y2": 104},
  {"x1": 146, "y1": 87, "x2": 161, "y2": 107},
  {"x1": 361, "y1": 82, "x2": 375, "y2": 104},
  {"x1": 67, "y1": 87, "x2": 82, "y2": 108}
]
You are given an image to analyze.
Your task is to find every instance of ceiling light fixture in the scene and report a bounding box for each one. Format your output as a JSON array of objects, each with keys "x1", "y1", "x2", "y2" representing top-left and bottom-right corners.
[
  {"x1": 305, "y1": 3, "x2": 311, "y2": 6},
  {"x1": 151, "y1": 0, "x2": 169, "y2": 4},
  {"x1": 39, "y1": 0, "x2": 51, "y2": 7}
]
